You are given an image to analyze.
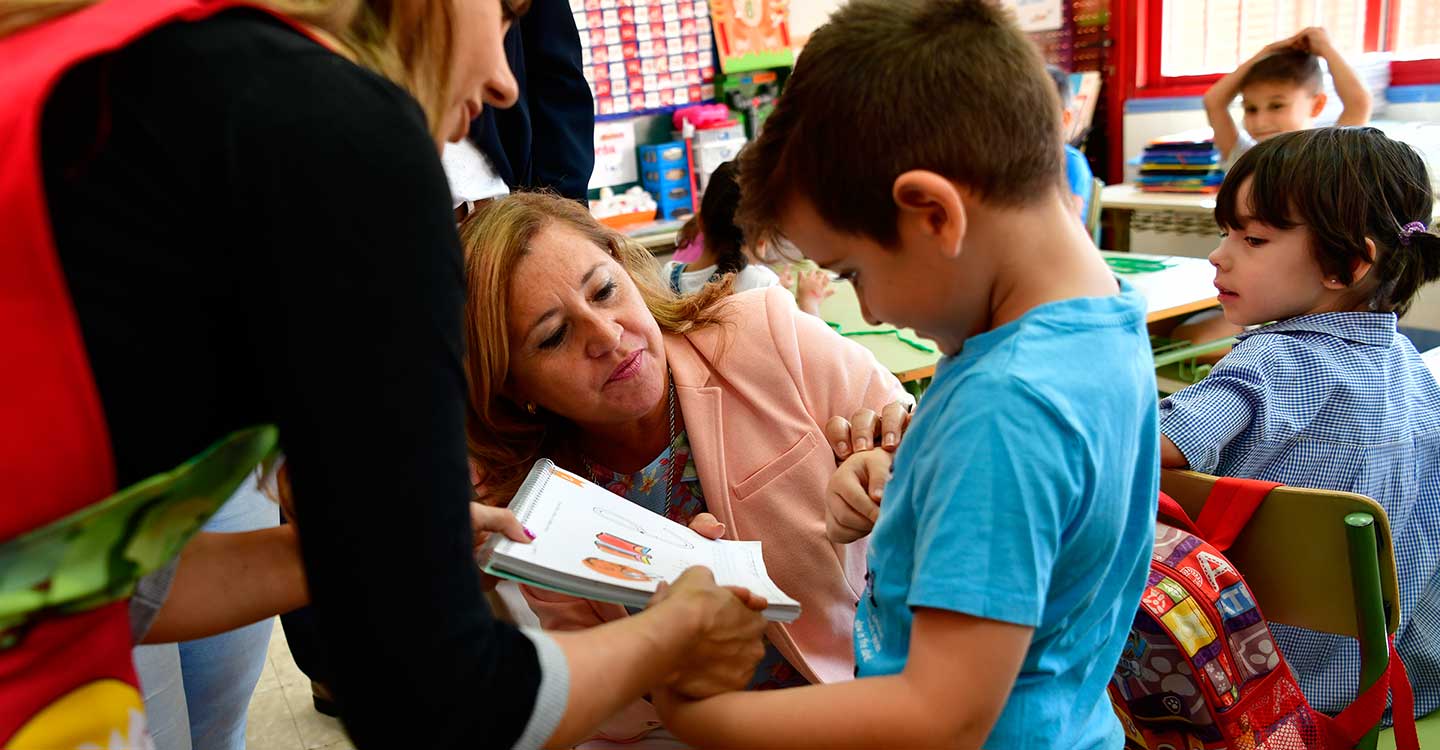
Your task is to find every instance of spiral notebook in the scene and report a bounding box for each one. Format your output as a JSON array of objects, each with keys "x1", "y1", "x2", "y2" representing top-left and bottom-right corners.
[{"x1": 481, "y1": 459, "x2": 801, "y2": 623}]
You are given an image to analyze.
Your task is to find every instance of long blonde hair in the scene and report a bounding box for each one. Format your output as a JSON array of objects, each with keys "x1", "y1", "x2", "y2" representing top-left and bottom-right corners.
[
  {"x1": 461, "y1": 192, "x2": 733, "y2": 503},
  {"x1": 0, "y1": 0, "x2": 529, "y2": 139}
]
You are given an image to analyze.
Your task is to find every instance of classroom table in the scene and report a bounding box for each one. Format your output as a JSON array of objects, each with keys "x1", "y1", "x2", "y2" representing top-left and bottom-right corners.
[
  {"x1": 817, "y1": 251, "x2": 1221, "y2": 386},
  {"x1": 1101, "y1": 250, "x2": 1219, "y2": 323},
  {"x1": 1099, "y1": 184, "x2": 1216, "y2": 253},
  {"x1": 1100, "y1": 183, "x2": 1440, "y2": 254},
  {"x1": 819, "y1": 282, "x2": 943, "y2": 385}
]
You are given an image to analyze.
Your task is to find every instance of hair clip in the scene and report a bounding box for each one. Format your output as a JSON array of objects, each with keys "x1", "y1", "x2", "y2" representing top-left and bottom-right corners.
[{"x1": 1400, "y1": 221, "x2": 1429, "y2": 246}]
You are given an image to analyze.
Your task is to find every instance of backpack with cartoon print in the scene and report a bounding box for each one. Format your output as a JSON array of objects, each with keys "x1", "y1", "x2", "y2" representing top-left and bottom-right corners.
[{"x1": 1108, "y1": 478, "x2": 1417, "y2": 750}]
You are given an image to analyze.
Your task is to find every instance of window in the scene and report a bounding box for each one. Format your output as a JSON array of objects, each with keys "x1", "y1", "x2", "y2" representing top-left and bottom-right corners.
[
  {"x1": 1160, "y1": 0, "x2": 1365, "y2": 78},
  {"x1": 1390, "y1": 0, "x2": 1440, "y2": 61},
  {"x1": 1138, "y1": 0, "x2": 1440, "y2": 96}
]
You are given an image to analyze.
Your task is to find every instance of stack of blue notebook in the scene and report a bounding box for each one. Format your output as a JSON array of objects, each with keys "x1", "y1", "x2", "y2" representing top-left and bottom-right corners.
[{"x1": 1137, "y1": 130, "x2": 1224, "y2": 194}]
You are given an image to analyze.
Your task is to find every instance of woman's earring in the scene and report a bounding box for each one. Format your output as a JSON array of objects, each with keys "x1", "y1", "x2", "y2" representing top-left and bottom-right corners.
[{"x1": 525, "y1": 402, "x2": 537, "y2": 415}]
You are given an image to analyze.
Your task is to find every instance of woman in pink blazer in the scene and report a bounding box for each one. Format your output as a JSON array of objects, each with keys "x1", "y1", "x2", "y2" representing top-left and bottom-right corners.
[{"x1": 460, "y1": 192, "x2": 907, "y2": 742}]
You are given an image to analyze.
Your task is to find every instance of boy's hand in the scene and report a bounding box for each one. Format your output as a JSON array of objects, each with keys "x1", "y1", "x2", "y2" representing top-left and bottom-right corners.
[
  {"x1": 687, "y1": 512, "x2": 727, "y2": 540},
  {"x1": 648, "y1": 567, "x2": 767, "y2": 698},
  {"x1": 826, "y1": 450, "x2": 893, "y2": 543},
  {"x1": 1294, "y1": 26, "x2": 1333, "y2": 54},
  {"x1": 828, "y1": 400, "x2": 912, "y2": 458}
]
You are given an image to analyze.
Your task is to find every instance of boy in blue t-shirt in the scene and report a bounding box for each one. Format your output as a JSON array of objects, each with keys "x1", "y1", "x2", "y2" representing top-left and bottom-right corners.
[{"x1": 652, "y1": 1, "x2": 1159, "y2": 748}]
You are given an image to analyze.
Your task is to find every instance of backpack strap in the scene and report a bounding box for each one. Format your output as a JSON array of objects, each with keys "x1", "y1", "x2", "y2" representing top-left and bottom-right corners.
[
  {"x1": 1157, "y1": 491, "x2": 1202, "y2": 536},
  {"x1": 1193, "y1": 477, "x2": 1282, "y2": 552},
  {"x1": 1327, "y1": 637, "x2": 1419, "y2": 750}
]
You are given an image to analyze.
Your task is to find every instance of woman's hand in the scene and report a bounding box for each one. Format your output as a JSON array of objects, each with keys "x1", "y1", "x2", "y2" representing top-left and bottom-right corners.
[
  {"x1": 826, "y1": 449, "x2": 893, "y2": 544},
  {"x1": 648, "y1": 567, "x2": 767, "y2": 699},
  {"x1": 827, "y1": 399, "x2": 912, "y2": 459},
  {"x1": 470, "y1": 502, "x2": 531, "y2": 590}
]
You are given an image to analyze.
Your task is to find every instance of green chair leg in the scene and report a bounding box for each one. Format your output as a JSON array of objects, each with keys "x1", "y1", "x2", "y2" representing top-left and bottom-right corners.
[{"x1": 1346, "y1": 512, "x2": 1390, "y2": 750}]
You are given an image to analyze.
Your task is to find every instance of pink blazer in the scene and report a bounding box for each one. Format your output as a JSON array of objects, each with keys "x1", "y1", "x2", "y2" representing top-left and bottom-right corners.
[{"x1": 523, "y1": 287, "x2": 907, "y2": 737}]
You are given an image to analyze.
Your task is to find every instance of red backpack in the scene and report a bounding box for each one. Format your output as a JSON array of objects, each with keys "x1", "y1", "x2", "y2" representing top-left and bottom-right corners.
[{"x1": 1109, "y1": 477, "x2": 1419, "y2": 749}]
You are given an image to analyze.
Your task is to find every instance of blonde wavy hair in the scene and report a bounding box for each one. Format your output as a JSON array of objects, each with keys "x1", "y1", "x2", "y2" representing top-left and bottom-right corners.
[
  {"x1": 0, "y1": 0, "x2": 529, "y2": 138},
  {"x1": 461, "y1": 192, "x2": 734, "y2": 503}
]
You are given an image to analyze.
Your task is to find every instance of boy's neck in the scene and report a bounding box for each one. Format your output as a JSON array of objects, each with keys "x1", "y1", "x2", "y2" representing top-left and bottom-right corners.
[{"x1": 970, "y1": 193, "x2": 1118, "y2": 332}]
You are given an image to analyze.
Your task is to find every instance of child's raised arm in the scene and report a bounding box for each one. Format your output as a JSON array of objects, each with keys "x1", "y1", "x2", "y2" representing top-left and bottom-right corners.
[
  {"x1": 1297, "y1": 27, "x2": 1372, "y2": 126},
  {"x1": 654, "y1": 607, "x2": 1032, "y2": 748}
]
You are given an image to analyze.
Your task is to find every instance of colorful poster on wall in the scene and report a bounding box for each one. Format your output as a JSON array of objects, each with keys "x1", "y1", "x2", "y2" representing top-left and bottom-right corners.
[
  {"x1": 1002, "y1": 0, "x2": 1062, "y2": 32},
  {"x1": 708, "y1": 0, "x2": 794, "y2": 73},
  {"x1": 571, "y1": 0, "x2": 718, "y2": 117}
]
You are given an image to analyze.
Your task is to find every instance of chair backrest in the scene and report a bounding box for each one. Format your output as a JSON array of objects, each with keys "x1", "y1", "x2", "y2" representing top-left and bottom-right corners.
[
  {"x1": 1086, "y1": 176, "x2": 1105, "y2": 246},
  {"x1": 1160, "y1": 469, "x2": 1401, "y2": 639}
]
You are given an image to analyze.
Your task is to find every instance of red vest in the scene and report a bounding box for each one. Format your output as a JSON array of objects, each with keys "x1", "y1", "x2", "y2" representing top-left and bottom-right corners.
[{"x1": 0, "y1": 1, "x2": 306, "y2": 743}]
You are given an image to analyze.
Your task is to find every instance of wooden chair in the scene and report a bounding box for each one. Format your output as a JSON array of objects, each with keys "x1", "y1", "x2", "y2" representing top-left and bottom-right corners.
[{"x1": 1161, "y1": 470, "x2": 1406, "y2": 749}]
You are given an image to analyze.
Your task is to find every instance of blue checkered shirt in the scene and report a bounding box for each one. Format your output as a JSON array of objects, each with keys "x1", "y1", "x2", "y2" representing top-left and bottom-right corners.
[{"x1": 1160, "y1": 312, "x2": 1440, "y2": 719}]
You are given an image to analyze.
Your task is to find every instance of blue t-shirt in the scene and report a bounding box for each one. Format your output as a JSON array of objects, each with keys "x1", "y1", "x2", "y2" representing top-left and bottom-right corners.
[
  {"x1": 854, "y1": 285, "x2": 1159, "y2": 749},
  {"x1": 1065, "y1": 144, "x2": 1095, "y2": 218}
]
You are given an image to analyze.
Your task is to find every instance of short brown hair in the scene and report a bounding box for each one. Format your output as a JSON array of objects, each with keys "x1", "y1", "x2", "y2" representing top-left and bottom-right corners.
[
  {"x1": 738, "y1": 0, "x2": 1063, "y2": 246},
  {"x1": 1215, "y1": 127, "x2": 1439, "y2": 316},
  {"x1": 1239, "y1": 49, "x2": 1323, "y2": 95},
  {"x1": 460, "y1": 192, "x2": 732, "y2": 501}
]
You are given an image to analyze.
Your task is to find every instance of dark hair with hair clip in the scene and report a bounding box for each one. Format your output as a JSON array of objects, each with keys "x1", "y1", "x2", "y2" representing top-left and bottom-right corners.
[
  {"x1": 675, "y1": 160, "x2": 749, "y2": 276},
  {"x1": 1215, "y1": 127, "x2": 1440, "y2": 316}
]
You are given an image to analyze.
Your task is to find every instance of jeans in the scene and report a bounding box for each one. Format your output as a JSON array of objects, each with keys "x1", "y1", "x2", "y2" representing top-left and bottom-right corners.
[{"x1": 134, "y1": 475, "x2": 279, "y2": 750}]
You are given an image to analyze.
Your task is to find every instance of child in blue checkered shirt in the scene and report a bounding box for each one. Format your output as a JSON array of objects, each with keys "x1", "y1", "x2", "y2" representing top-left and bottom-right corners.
[{"x1": 1159, "y1": 126, "x2": 1440, "y2": 720}]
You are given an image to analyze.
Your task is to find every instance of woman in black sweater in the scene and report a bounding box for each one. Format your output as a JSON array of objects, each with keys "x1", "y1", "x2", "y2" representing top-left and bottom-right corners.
[{"x1": 5, "y1": 1, "x2": 766, "y2": 747}]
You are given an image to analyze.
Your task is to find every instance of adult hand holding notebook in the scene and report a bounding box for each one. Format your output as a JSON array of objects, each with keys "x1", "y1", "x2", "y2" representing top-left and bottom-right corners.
[{"x1": 481, "y1": 459, "x2": 802, "y2": 623}]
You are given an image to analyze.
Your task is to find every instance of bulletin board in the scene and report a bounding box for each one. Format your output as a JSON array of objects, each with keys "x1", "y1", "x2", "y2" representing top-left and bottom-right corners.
[{"x1": 571, "y1": 0, "x2": 719, "y2": 118}]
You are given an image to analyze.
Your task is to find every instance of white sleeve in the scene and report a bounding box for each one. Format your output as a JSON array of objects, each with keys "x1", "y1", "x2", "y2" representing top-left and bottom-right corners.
[{"x1": 510, "y1": 627, "x2": 571, "y2": 750}]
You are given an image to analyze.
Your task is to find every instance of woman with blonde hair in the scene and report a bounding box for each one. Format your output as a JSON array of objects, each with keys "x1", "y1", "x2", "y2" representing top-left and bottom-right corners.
[
  {"x1": 461, "y1": 192, "x2": 911, "y2": 744},
  {"x1": 0, "y1": 1, "x2": 768, "y2": 748}
]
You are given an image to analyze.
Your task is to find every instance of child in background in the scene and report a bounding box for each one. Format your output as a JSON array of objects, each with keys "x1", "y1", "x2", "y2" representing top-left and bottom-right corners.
[
  {"x1": 1047, "y1": 64, "x2": 1095, "y2": 221},
  {"x1": 665, "y1": 161, "x2": 832, "y2": 315},
  {"x1": 1204, "y1": 26, "x2": 1371, "y2": 166},
  {"x1": 653, "y1": 1, "x2": 1160, "y2": 747},
  {"x1": 1160, "y1": 127, "x2": 1440, "y2": 720}
]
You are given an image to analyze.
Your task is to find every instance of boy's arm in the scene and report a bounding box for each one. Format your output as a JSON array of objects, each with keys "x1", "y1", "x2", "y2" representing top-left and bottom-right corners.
[
  {"x1": 1301, "y1": 27, "x2": 1372, "y2": 126},
  {"x1": 1203, "y1": 58, "x2": 1256, "y2": 160},
  {"x1": 655, "y1": 607, "x2": 1032, "y2": 748},
  {"x1": 1161, "y1": 435, "x2": 1189, "y2": 468}
]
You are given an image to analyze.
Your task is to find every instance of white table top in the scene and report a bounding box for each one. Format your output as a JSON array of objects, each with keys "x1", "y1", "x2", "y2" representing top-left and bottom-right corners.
[
  {"x1": 1100, "y1": 251, "x2": 1219, "y2": 323},
  {"x1": 1100, "y1": 184, "x2": 1216, "y2": 214}
]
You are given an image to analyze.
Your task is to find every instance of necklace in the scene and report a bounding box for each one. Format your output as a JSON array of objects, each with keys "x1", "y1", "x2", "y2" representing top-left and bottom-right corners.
[{"x1": 583, "y1": 372, "x2": 680, "y2": 517}]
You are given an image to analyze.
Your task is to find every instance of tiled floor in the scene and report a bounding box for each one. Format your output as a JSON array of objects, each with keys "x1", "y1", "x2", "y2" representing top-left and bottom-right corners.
[{"x1": 246, "y1": 618, "x2": 354, "y2": 750}]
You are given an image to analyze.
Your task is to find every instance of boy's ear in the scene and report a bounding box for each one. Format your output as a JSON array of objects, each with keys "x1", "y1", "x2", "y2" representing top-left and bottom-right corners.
[
  {"x1": 892, "y1": 170, "x2": 966, "y2": 260},
  {"x1": 1308, "y1": 90, "x2": 1328, "y2": 118}
]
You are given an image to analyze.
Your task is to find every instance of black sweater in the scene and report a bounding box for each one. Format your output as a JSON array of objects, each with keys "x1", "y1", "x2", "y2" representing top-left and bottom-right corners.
[{"x1": 41, "y1": 10, "x2": 542, "y2": 748}]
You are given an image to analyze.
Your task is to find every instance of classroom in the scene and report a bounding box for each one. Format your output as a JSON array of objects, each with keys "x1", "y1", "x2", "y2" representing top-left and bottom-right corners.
[{"x1": 3, "y1": 0, "x2": 1440, "y2": 748}]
